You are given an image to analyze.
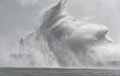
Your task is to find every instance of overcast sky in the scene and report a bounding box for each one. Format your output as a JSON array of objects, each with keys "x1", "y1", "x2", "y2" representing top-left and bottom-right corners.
[{"x1": 0, "y1": 0, "x2": 120, "y2": 50}]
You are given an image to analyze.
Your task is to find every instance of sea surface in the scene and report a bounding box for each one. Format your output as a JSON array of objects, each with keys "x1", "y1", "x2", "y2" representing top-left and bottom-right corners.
[{"x1": 0, "y1": 68, "x2": 120, "y2": 76}]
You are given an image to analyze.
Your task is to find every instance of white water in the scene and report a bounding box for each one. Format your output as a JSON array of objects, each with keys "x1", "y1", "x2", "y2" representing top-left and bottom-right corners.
[{"x1": 5, "y1": 0, "x2": 120, "y2": 68}]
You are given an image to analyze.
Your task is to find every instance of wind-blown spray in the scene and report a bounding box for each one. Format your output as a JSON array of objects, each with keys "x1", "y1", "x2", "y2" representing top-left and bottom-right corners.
[{"x1": 10, "y1": 0, "x2": 120, "y2": 68}]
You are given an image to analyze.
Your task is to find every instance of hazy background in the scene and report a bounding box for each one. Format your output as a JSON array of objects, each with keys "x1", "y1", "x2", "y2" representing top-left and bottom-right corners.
[{"x1": 0, "y1": 0, "x2": 120, "y2": 51}]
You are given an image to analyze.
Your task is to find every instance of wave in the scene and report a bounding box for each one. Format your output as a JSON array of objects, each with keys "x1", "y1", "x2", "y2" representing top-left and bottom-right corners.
[{"x1": 9, "y1": 0, "x2": 120, "y2": 68}]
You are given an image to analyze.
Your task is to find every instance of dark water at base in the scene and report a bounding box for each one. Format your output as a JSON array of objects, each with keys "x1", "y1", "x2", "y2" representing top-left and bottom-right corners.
[{"x1": 0, "y1": 68, "x2": 120, "y2": 76}]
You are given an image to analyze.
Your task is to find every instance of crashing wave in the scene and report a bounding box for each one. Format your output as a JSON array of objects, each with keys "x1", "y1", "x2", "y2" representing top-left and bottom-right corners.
[{"x1": 10, "y1": 0, "x2": 120, "y2": 68}]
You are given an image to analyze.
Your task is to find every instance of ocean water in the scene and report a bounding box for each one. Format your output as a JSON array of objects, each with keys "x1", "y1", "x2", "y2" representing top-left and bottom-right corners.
[
  {"x1": 0, "y1": 68, "x2": 120, "y2": 76},
  {"x1": 1, "y1": 0, "x2": 120, "y2": 76},
  {"x1": 0, "y1": 0, "x2": 120, "y2": 69}
]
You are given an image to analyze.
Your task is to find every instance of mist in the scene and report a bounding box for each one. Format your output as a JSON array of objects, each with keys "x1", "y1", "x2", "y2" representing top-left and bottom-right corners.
[{"x1": 0, "y1": 0, "x2": 120, "y2": 67}]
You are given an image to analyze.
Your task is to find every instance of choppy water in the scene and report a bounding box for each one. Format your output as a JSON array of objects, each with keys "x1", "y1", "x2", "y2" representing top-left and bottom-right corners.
[{"x1": 0, "y1": 68, "x2": 120, "y2": 76}]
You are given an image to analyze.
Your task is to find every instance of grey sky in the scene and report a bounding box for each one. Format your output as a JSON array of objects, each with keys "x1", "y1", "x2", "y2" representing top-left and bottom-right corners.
[{"x1": 0, "y1": 0, "x2": 120, "y2": 49}]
